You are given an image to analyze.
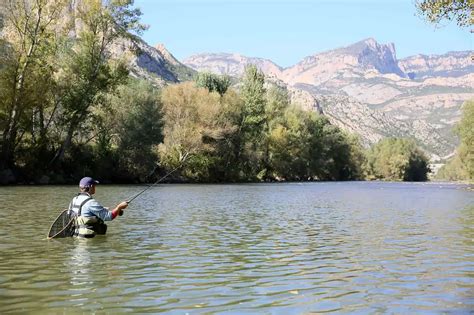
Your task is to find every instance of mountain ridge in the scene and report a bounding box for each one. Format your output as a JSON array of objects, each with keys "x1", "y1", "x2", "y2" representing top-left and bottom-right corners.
[
  {"x1": 180, "y1": 39, "x2": 472, "y2": 160},
  {"x1": 184, "y1": 42, "x2": 471, "y2": 78}
]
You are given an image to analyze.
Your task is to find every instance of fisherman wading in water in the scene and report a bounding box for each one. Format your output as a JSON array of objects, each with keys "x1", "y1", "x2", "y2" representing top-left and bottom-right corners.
[{"x1": 69, "y1": 177, "x2": 128, "y2": 238}]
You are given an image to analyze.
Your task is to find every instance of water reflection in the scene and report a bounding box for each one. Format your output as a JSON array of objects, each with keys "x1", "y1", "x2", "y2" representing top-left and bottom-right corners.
[
  {"x1": 68, "y1": 239, "x2": 93, "y2": 287},
  {"x1": 457, "y1": 205, "x2": 474, "y2": 312}
]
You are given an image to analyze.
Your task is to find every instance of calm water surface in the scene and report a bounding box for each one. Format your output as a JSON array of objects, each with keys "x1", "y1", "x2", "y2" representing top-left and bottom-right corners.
[{"x1": 0, "y1": 182, "x2": 473, "y2": 314}]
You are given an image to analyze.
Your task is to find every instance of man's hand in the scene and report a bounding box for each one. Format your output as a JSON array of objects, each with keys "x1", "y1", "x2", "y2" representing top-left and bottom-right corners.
[
  {"x1": 118, "y1": 201, "x2": 129, "y2": 210},
  {"x1": 115, "y1": 201, "x2": 129, "y2": 217}
]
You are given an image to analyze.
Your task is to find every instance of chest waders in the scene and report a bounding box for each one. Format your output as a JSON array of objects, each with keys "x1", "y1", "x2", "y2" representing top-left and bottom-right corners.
[{"x1": 70, "y1": 194, "x2": 108, "y2": 238}]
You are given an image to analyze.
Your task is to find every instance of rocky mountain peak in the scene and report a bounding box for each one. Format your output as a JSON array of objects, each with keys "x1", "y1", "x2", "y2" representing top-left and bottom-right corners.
[
  {"x1": 332, "y1": 38, "x2": 403, "y2": 76},
  {"x1": 155, "y1": 43, "x2": 181, "y2": 66},
  {"x1": 183, "y1": 52, "x2": 282, "y2": 78}
]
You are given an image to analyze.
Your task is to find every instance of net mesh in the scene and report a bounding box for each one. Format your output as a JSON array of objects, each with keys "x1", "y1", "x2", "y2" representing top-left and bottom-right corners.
[{"x1": 47, "y1": 209, "x2": 76, "y2": 239}]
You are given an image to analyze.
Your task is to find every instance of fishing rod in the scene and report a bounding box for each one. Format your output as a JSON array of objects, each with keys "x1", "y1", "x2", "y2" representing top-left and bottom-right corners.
[
  {"x1": 125, "y1": 152, "x2": 190, "y2": 204},
  {"x1": 47, "y1": 153, "x2": 189, "y2": 238}
]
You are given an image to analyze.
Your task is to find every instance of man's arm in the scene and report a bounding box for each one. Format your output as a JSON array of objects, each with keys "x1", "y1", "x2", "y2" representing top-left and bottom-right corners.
[{"x1": 88, "y1": 200, "x2": 128, "y2": 221}]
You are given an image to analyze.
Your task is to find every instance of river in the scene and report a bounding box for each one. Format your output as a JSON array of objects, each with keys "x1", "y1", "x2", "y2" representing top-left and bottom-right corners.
[{"x1": 0, "y1": 182, "x2": 473, "y2": 313}]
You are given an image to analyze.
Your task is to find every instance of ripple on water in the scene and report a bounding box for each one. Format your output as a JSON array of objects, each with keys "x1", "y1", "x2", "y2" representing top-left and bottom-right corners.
[{"x1": 0, "y1": 182, "x2": 473, "y2": 313}]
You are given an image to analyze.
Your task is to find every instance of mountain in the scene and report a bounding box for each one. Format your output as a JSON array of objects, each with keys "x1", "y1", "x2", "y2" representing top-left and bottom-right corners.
[
  {"x1": 398, "y1": 51, "x2": 473, "y2": 78},
  {"x1": 183, "y1": 38, "x2": 473, "y2": 160},
  {"x1": 110, "y1": 38, "x2": 195, "y2": 86},
  {"x1": 282, "y1": 38, "x2": 406, "y2": 86},
  {"x1": 184, "y1": 53, "x2": 282, "y2": 79}
]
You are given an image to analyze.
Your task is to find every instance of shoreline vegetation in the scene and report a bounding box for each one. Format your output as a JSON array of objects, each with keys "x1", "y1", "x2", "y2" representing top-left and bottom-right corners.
[
  {"x1": 0, "y1": 1, "x2": 472, "y2": 185},
  {"x1": 1, "y1": 180, "x2": 473, "y2": 188}
]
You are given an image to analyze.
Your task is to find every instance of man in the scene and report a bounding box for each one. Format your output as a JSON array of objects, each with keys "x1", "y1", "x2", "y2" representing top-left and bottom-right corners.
[{"x1": 69, "y1": 177, "x2": 128, "y2": 238}]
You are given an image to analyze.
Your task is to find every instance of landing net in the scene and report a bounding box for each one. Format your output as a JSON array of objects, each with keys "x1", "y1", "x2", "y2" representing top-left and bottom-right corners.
[{"x1": 47, "y1": 209, "x2": 76, "y2": 239}]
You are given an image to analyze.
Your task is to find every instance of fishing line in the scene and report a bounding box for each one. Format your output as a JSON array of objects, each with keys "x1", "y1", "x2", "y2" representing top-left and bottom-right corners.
[{"x1": 126, "y1": 153, "x2": 190, "y2": 204}]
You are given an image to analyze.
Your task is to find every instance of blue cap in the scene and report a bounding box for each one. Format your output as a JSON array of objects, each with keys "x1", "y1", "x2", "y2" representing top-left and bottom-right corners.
[{"x1": 79, "y1": 177, "x2": 99, "y2": 188}]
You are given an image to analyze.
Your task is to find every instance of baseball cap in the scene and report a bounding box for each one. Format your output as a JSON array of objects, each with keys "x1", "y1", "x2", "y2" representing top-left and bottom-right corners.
[{"x1": 79, "y1": 177, "x2": 100, "y2": 188}]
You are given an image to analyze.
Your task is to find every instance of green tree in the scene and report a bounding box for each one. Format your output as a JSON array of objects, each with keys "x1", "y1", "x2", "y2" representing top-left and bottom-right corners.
[
  {"x1": 268, "y1": 106, "x2": 312, "y2": 180},
  {"x1": 49, "y1": 0, "x2": 144, "y2": 166},
  {"x1": 436, "y1": 155, "x2": 466, "y2": 180},
  {"x1": 267, "y1": 106, "x2": 365, "y2": 181},
  {"x1": 240, "y1": 65, "x2": 266, "y2": 139},
  {"x1": 0, "y1": 0, "x2": 67, "y2": 169},
  {"x1": 437, "y1": 100, "x2": 474, "y2": 181},
  {"x1": 456, "y1": 100, "x2": 474, "y2": 179},
  {"x1": 262, "y1": 84, "x2": 289, "y2": 177},
  {"x1": 238, "y1": 64, "x2": 267, "y2": 179},
  {"x1": 158, "y1": 82, "x2": 241, "y2": 181},
  {"x1": 416, "y1": 0, "x2": 472, "y2": 27},
  {"x1": 98, "y1": 78, "x2": 163, "y2": 181},
  {"x1": 318, "y1": 126, "x2": 366, "y2": 180},
  {"x1": 195, "y1": 72, "x2": 231, "y2": 96},
  {"x1": 366, "y1": 138, "x2": 430, "y2": 181}
]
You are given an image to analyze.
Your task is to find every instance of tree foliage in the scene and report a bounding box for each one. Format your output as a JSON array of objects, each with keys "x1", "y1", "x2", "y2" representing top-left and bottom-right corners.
[
  {"x1": 0, "y1": 0, "x2": 67, "y2": 169},
  {"x1": 158, "y1": 82, "x2": 241, "y2": 181},
  {"x1": 49, "y1": 0, "x2": 144, "y2": 166},
  {"x1": 456, "y1": 100, "x2": 474, "y2": 179},
  {"x1": 0, "y1": 0, "x2": 147, "y2": 183},
  {"x1": 416, "y1": 0, "x2": 472, "y2": 27},
  {"x1": 437, "y1": 100, "x2": 474, "y2": 181},
  {"x1": 195, "y1": 72, "x2": 231, "y2": 96},
  {"x1": 102, "y1": 78, "x2": 163, "y2": 181},
  {"x1": 366, "y1": 138, "x2": 430, "y2": 181},
  {"x1": 157, "y1": 71, "x2": 368, "y2": 182}
]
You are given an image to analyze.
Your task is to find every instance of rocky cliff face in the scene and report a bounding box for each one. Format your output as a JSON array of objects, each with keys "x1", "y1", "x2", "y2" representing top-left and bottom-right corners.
[
  {"x1": 64, "y1": 0, "x2": 197, "y2": 87},
  {"x1": 183, "y1": 53, "x2": 282, "y2": 79},
  {"x1": 337, "y1": 38, "x2": 405, "y2": 76},
  {"x1": 183, "y1": 39, "x2": 473, "y2": 160},
  {"x1": 281, "y1": 38, "x2": 406, "y2": 86},
  {"x1": 399, "y1": 51, "x2": 472, "y2": 78},
  {"x1": 110, "y1": 38, "x2": 195, "y2": 87}
]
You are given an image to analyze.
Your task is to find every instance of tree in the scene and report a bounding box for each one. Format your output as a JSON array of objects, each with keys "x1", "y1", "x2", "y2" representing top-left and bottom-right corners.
[
  {"x1": 267, "y1": 106, "x2": 365, "y2": 181},
  {"x1": 158, "y1": 82, "x2": 241, "y2": 181},
  {"x1": 195, "y1": 72, "x2": 231, "y2": 96},
  {"x1": 49, "y1": 0, "x2": 145, "y2": 166},
  {"x1": 0, "y1": 0, "x2": 67, "y2": 169},
  {"x1": 437, "y1": 100, "x2": 474, "y2": 180},
  {"x1": 318, "y1": 126, "x2": 366, "y2": 180},
  {"x1": 456, "y1": 100, "x2": 474, "y2": 179},
  {"x1": 268, "y1": 106, "x2": 312, "y2": 180},
  {"x1": 416, "y1": 0, "x2": 472, "y2": 27},
  {"x1": 263, "y1": 84, "x2": 289, "y2": 177},
  {"x1": 98, "y1": 78, "x2": 163, "y2": 181},
  {"x1": 240, "y1": 65, "x2": 266, "y2": 140},
  {"x1": 238, "y1": 64, "x2": 267, "y2": 179},
  {"x1": 366, "y1": 138, "x2": 430, "y2": 181}
]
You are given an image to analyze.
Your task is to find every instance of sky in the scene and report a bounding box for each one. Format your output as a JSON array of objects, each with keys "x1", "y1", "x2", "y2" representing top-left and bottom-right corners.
[{"x1": 134, "y1": 0, "x2": 472, "y2": 68}]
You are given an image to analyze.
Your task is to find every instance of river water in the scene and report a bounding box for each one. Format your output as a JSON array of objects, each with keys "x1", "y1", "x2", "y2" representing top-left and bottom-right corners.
[{"x1": 0, "y1": 182, "x2": 473, "y2": 314}]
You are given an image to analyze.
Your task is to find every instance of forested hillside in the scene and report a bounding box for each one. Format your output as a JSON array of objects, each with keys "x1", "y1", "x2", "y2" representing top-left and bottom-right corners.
[{"x1": 0, "y1": 0, "x2": 449, "y2": 184}]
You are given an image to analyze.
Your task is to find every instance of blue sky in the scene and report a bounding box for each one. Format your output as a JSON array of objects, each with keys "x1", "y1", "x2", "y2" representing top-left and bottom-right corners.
[{"x1": 134, "y1": 0, "x2": 472, "y2": 67}]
